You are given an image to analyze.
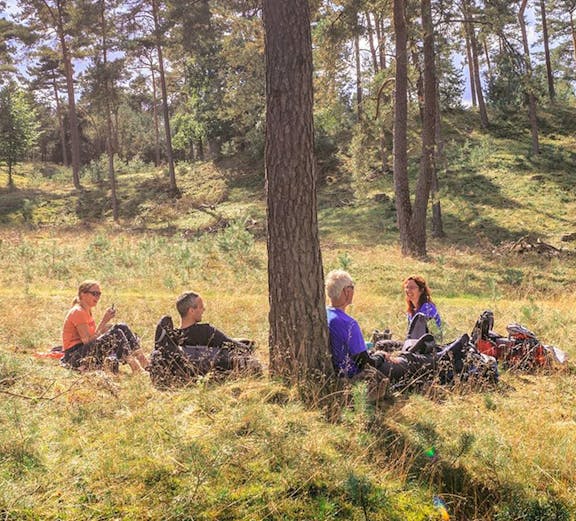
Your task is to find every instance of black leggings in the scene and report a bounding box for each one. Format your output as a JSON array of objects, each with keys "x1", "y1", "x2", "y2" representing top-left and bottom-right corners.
[{"x1": 62, "y1": 324, "x2": 140, "y2": 368}]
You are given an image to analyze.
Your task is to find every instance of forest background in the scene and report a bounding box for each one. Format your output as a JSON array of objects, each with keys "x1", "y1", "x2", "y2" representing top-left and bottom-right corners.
[{"x1": 1, "y1": 0, "x2": 576, "y2": 520}]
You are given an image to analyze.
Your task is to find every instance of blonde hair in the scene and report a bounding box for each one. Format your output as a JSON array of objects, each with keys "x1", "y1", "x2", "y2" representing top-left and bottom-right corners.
[
  {"x1": 73, "y1": 279, "x2": 100, "y2": 305},
  {"x1": 325, "y1": 270, "x2": 354, "y2": 300}
]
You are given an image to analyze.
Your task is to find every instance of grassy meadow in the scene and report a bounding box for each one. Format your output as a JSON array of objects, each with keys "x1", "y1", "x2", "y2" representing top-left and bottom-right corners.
[{"x1": 1, "y1": 108, "x2": 576, "y2": 520}]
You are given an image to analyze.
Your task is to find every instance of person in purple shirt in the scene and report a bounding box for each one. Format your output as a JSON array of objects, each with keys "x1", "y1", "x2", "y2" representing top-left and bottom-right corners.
[
  {"x1": 326, "y1": 270, "x2": 437, "y2": 381},
  {"x1": 403, "y1": 275, "x2": 443, "y2": 341}
]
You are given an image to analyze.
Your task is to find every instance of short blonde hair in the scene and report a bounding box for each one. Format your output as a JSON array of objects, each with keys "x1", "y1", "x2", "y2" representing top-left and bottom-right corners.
[{"x1": 325, "y1": 270, "x2": 354, "y2": 300}]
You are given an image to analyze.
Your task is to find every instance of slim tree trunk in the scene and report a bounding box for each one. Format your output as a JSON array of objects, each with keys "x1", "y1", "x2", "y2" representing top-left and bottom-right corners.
[
  {"x1": 52, "y1": 77, "x2": 68, "y2": 166},
  {"x1": 393, "y1": 0, "x2": 413, "y2": 256},
  {"x1": 354, "y1": 31, "x2": 362, "y2": 120},
  {"x1": 571, "y1": 10, "x2": 576, "y2": 67},
  {"x1": 365, "y1": 12, "x2": 379, "y2": 73},
  {"x1": 483, "y1": 37, "x2": 492, "y2": 72},
  {"x1": 411, "y1": 0, "x2": 436, "y2": 256},
  {"x1": 262, "y1": 0, "x2": 332, "y2": 392},
  {"x1": 469, "y1": 29, "x2": 488, "y2": 126},
  {"x1": 470, "y1": 27, "x2": 488, "y2": 126},
  {"x1": 519, "y1": 0, "x2": 540, "y2": 154},
  {"x1": 150, "y1": 65, "x2": 161, "y2": 167},
  {"x1": 375, "y1": 14, "x2": 386, "y2": 69},
  {"x1": 432, "y1": 79, "x2": 445, "y2": 238},
  {"x1": 100, "y1": 0, "x2": 119, "y2": 222},
  {"x1": 464, "y1": 28, "x2": 477, "y2": 106},
  {"x1": 55, "y1": 0, "x2": 81, "y2": 189},
  {"x1": 151, "y1": 0, "x2": 178, "y2": 193},
  {"x1": 540, "y1": 0, "x2": 555, "y2": 100}
]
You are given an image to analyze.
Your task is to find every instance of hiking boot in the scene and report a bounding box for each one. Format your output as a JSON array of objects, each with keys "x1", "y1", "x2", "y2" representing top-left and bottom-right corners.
[
  {"x1": 437, "y1": 334, "x2": 468, "y2": 358},
  {"x1": 155, "y1": 315, "x2": 174, "y2": 345}
]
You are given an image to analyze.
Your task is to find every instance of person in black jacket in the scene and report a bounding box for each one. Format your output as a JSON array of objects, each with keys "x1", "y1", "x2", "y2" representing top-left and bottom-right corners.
[
  {"x1": 175, "y1": 291, "x2": 247, "y2": 348},
  {"x1": 149, "y1": 291, "x2": 260, "y2": 387}
]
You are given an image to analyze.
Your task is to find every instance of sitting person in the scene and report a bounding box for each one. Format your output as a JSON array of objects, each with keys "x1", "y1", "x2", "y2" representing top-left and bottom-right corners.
[
  {"x1": 61, "y1": 280, "x2": 149, "y2": 373},
  {"x1": 149, "y1": 291, "x2": 261, "y2": 387},
  {"x1": 403, "y1": 275, "x2": 442, "y2": 341},
  {"x1": 174, "y1": 291, "x2": 251, "y2": 349},
  {"x1": 326, "y1": 270, "x2": 441, "y2": 384}
]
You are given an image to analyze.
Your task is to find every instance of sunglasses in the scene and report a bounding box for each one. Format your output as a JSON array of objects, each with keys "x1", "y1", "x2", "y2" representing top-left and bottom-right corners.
[{"x1": 85, "y1": 290, "x2": 102, "y2": 297}]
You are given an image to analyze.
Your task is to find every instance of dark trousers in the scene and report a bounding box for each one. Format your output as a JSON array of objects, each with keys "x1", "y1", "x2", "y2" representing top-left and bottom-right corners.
[{"x1": 62, "y1": 324, "x2": 140, "y2": 368}]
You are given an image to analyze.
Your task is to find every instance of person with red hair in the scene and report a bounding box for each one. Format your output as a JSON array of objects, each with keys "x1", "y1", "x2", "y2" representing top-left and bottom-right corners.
[{"x1": 403, "y1": 275, "x2": 442, "y2": 340}]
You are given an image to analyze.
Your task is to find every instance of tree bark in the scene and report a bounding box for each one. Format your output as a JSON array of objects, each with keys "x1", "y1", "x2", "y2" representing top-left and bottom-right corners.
[
  {"x1": 539, "y1": 0, "x2": 555, "y2": 100},
  {"x1": 519, "y1": 0, "x2": 540, "y2": 154},
  {"x1": 461, "y1": 0, "x2": 488, "y2": 126},
  {"x1": 100, "y1": 0, "x2": 119, "y2": 222},
  {"x1": 151, "y1": 0, "x2": 178, "y2": 194},
  {"x1": 150, "y1": 59, "x2": 161, "y2": 167},
  {"x1": 464, "y1": 27, "x2": 477, "y2": 106},
  {"x1": 54, "y1": 0, "x2": 81, "y2": 189},
  {"x1": 432, "y1": 77, "x2": 445, "y2": 238},
  {"x1": 375, "y1": 13, "x2": 386, "y2": 69},
  {"x1": 365, "y1": 11, "x2": 379, "y2": 73},
  {"x1": 354, "y1": 30, "x2": 363, "y2": 120},
  {"x1": 392, "y1": 0, "x2": 413, "y2": 256},
  {"x1": 571, "y1": 9, "x2": 576, "y2": 68},
  {"x1": 51, "y1": 77, "x2": 68, "y2": 166},
  {"x1": 263, "y1": 0, "x2": 332, "y2": 393},
  {"x1": 417, "y1": 0, "x2": 437, "y2": 249}
]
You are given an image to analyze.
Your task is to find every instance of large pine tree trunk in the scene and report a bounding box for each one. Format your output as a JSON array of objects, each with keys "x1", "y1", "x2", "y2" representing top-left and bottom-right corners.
[{"x1": 263, "y1": 0, "x2": 332, "y2": 392}]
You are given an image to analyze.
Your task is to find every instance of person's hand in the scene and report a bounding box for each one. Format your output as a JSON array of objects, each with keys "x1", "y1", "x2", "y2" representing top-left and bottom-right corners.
[{"x1": 102, "y1": 306, "x2": 117, "y2": 324}]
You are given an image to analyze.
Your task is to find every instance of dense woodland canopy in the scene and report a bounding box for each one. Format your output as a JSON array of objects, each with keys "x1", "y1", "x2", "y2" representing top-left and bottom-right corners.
[{"x1": 0, "y1": 0, "x2": 575, "y2": 252}]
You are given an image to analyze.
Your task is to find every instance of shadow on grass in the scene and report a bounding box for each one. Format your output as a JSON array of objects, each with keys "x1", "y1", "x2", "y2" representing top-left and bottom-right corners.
[
  {"x1": 366, "y1": 409, "x2": 570, "y2": 520},
  {"x1": 0, "y1": 186, "x2": 71, "y2": 223}
]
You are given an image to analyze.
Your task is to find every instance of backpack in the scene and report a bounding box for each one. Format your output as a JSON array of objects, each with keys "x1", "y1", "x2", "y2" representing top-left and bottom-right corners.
[
  {"x1": 435, "y1": 334, "x2": 499, "y2": 387},
  {"x1": 471, "y1": 310, "x2": 566, "y2": 370}
]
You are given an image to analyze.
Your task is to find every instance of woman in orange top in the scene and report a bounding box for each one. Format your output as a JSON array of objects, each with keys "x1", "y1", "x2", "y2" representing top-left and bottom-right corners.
[{"x1": 61, "y1": 280, "x2": 148, "y2": 373}]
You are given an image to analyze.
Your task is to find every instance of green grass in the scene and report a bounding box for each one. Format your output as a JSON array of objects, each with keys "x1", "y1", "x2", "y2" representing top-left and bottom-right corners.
[{"x1": 1, "y1": 107, "x2": 576, "y2": 520}]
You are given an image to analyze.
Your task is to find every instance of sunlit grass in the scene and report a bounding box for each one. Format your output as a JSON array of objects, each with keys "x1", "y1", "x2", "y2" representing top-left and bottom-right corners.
[{"x1": 1, "y1": 107, "x2": 576, "y2": 519}]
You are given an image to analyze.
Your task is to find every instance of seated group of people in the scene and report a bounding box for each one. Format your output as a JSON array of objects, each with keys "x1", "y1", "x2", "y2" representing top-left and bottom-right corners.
[
  {"x1": 325, "y1": 269, "x2": 462, "y2": 386},
  {"x1": 60, "y1": 280, "x2": 256, "y2": 377},
  {"x1": 61, "y1": 272, "x2": 465, "y2": 387}
]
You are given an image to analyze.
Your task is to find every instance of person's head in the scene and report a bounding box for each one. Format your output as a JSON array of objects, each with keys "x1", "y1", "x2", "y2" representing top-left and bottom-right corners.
[
  {"x1": 74, "y1": 279, "x2": 101, "y2": 307},
  {"x1": 403, "y1": 275, "x2": 433, "y2": 313},
  {"x1": 176, "y1": 291, "x2": 205, "y2": 323},
  {"x1": 325, "y1": 270, "x2": 355, "y2": 308}
]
